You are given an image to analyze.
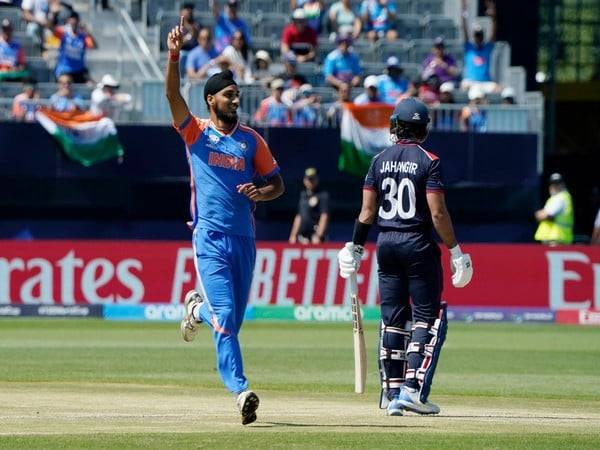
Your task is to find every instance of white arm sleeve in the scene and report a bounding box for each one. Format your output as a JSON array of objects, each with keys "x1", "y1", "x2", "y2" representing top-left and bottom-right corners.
[
  {"x1": 544, "y1": 195, "x2": 565, "y2": 218},
  {"x1": 595, "y1": 209, "x2": 600, "y2": 228}
]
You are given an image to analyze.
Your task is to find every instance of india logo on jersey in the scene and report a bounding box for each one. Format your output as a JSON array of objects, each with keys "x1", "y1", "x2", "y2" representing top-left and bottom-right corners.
[{"x1": 208, "y1": 151, "x2": 245, "y2": 171}]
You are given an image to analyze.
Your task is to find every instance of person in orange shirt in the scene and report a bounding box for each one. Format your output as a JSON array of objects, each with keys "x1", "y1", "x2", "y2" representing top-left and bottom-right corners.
[{"x1": 12, "y1": 81, "x2": 40, "y2": 122}]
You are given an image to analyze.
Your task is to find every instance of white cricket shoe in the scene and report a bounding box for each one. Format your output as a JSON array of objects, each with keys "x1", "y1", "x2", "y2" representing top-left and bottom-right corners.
[
  {"x1": 397, "y1": 386, "x2": 441, "y2": 415},
  {"x1": 386, "y1": 397, "x2": 404, "y2": 416},
  {"x1": 180, "y1": 290, "x2": 203, "y2": 342},
  {"x1": 236, "y1": 390, "x2": 260, "y2": 425}
]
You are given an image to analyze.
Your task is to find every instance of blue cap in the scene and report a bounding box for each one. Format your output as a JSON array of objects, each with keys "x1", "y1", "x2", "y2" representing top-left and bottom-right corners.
[{"x1": 391, "y1": 97, "x2": 430, "y2": 124}]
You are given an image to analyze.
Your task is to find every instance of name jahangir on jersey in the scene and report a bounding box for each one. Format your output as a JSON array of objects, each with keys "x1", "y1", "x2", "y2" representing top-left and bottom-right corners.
[{"x1": 379, "y1": 161, "x2": 418, "y2": 175}]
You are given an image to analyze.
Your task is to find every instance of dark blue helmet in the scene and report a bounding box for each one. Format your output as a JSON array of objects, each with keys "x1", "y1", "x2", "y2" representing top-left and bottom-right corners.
[{"x1": 391, "y1": 97, "x2": 430, "y2": 125}]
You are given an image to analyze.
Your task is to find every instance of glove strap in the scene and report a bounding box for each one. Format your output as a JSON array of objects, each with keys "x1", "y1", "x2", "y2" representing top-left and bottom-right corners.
[
  {"x1": 449, "y1": 244, "x2": 462, "y2": 258},
  {"x1": 352, "y1": 220, "x2": 371, "y2": 246}
]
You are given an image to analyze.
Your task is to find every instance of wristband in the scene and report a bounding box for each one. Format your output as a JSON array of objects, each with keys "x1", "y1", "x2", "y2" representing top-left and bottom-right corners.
[
  {"x1": 352, "y1": 220, "x2": 371, "y2": 246},
  {"x1": 449, "y1": 244, "x2": 462, "y2": 258},
  {"x1": 169, "y1": 52, "x2": 180, "y2": 62}
]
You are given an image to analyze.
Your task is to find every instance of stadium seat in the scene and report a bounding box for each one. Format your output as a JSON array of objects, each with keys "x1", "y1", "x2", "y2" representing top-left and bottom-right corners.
[
  {"x1": 410, "y1": 0, "x2": 444, "y2": 15},
  {"x1": 378, "y1": 41, "x2": 411, "y2": 64},
  {"x1": 147, "y1": 0, "x2": 178, "y2": 26},
  {"x1": 0, "y1": 6, "x2": 26, "y2": 32},
  {"x1": 423, "y1": 15, "x2": 457, "y2": 40},
  {"x1": 395, "y1": 15, "x2": 422, "y2": 40},
  {"x1": 158, "y1": 11, "x2": 180, "y2": 52},
  {"x1": 0, "y1": 82, "x2": 23, "y2": 98},
  {"x1": 26, "y1": 57, "x2": 52, "y2": 82},
  {"x1": 255, "y1": 13, "x2": 288, "y2": 40}
]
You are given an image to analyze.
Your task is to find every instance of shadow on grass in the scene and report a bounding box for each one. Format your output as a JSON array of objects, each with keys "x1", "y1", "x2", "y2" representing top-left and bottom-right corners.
[
  {"x1": 260, "y1": 422, "x2": 428, "y2": 429},
  {"x1": 444, "y1": 415, "x2": 599, "y2": 421}
]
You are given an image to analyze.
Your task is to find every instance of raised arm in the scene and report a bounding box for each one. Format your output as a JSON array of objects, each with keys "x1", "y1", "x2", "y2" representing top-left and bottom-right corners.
[
  {"x1": 486, "y1": 0, "x2": 497, "y2": 42},
  {"x1": 460, "y1": 0, "x2": 469, "y2": 43},
  {"x1": 165, "y1": 17, "x2": 191, "y2": 127}
]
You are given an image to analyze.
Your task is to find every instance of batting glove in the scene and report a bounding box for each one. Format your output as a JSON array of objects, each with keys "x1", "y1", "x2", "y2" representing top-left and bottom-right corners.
[
  {"x1": 450, "y1": 245, "x2": 473, "y2": 288},
  {"x1": 338, "y1": 242, "x2": 364, "y2": 279}
]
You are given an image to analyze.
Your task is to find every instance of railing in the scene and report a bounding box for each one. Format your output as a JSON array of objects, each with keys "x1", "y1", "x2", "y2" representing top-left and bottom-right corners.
[{"x1": 118, "y1": 8, "x2": 163, "y2": 80}]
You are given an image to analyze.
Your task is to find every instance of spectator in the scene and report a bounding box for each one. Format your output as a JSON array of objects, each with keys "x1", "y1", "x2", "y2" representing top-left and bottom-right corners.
[
  {"x1": 501, "y1": 86, "x2": 516, "y2": 104},
  {"x1": 291, "y1": 83, "x2": 320, "y2": 126},
  {"x1": 281, "y1": 9, "x2": 317, "y2": 62},
  {"x1": 94, "y1": 0, "x2": 111, "y2": 11},
  {"x1": 323, "y1": 33, "x2": 361, "y2": 89},
  {"x1": 0, "y1": 19, "x2": 27, "y2": 81},
  {"x1": 49, "y1": 73, "x2": 86, "y2": 112},
  {"x1": 460, "y1": 84, "x2": 487, "y2": 132},
  {"x1": 421, "y1": 37, "x2": 459, "y2": 84},
  {"x1": 534, "y1": 173, "x2": 574, "y2": 245},
  {"x1": 178, "y1": 2, "x2": 201, "y2": 75},
  {"x1": 418, "y1": 74, "x2": 440, "y2": 105},
  {"x1": 360, "y1": 0, "x2": 397, "y2": 42},
  {"x1": 326, "y1": 82, "x2": 350, "y2": 125},
  {"x1": 438, "y1": 81, "x2": 455, "y2": 104},
  {"x1": 291, "y1": 0, "x2": 323, "y2": 33},
  {"x1": 213, "y1": 0, "x2": 251, "y2": 54},
  {"x1": 52, "y1": 11, "x2": 97, "y2": 83},
  {"x1": 396, "y1": 79, "x2": 419, "y2": 102},
  {"x1": 354, "y1": 75, "x2": 381, "y2": 104},
  {"x1": 253, "y1": 50, "x2": 274, "y2": 84},
  {"x1": 433, "y1": 81, "x2": 456, "y2": 131},
  {"x1": 377, "y1": 56, "x2": 408, "y2": 105},
  {"x1": 186, "y1": 27, "x2": 221, "y2": 80},
  {"x1": 591, "y1": 208, "x2": 600, "y2": 245},
  {"x1": 21, "y1": 0, "x2": 50, "y2": 50},
  {"x1": 277, "y1": 51, "x2": 307, "y2": 89},
  {"x1": 12, "y1": 80, "x2": 39, "y2": 121},
  {"x1": 221, "y1": 30, "x2": 253, "y2": 83},
  {"x1": 460, "y1": 0, "x2": 499, "y2": 93},
  {"x1": 289, "y1": 167, "x2": 330, "y2": 244},
  {"x1": 328, "y1": 0, "x2": 361, "y2": 40},
  {"x1": 90, "y1": 74, "x2": 132, "y2": 119},
  {"x1": 253, "y1": 78, "x2": 291, "y2": 126},
  {"x1": 49, "y1": 0, "x2": 75, "y2": 27}
]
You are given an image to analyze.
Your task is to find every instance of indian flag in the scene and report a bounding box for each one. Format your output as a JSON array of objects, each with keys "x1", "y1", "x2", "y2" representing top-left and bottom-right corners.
[
  {"x1": 339, "y1": 103, "x2": 394, "y2": 177},
  {"x1": 36, "y1": 108, "x2": 124, "y2": 167}
]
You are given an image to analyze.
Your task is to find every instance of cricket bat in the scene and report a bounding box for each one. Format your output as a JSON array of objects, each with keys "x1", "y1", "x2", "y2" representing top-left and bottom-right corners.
[{"x1": 350, "y1": 273, "x2": 367, "y2": 394}]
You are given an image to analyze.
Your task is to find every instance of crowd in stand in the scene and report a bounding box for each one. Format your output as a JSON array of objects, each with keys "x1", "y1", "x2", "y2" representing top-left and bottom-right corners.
[
  {"x1": 1, "y1": 0, "x2": 518, "y2": 130},
  {"x1": 164, "y1": 0, "x2": 513, "y2": 129},
  {"x1": 1, "y1": 0, "x2": 130, "y2": 121}
]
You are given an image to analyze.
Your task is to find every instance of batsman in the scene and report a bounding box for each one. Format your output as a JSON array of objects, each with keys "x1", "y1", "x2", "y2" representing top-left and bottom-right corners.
[{"x1": 337, "y1": 98, "x2": 473, "y2": 416}]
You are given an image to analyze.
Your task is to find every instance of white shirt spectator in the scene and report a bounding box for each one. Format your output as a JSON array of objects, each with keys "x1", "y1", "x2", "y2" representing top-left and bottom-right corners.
[
  {"x1": 90, "y1": 74, "x2": 131, "y2": 119},
  {"x1": 544, "y1": 193, "x2": 567, "y2": 218},
  {"x1": 21, "y1": 0, "x2": 49, "y2": 22},
  {"x1": 221, "y1": 44, "x2": 253, "y2": 83}
]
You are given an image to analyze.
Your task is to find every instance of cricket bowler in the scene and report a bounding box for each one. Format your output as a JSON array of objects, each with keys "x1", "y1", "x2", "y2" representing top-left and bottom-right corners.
[{"x1": 165, "y1": 17, "x2": 285, "y2": 425}]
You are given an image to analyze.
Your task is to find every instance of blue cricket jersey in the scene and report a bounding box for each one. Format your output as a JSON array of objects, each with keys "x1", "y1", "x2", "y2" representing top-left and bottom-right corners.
[{"x1": 175, "y1": 116, "x2": 280, "y2": 237}]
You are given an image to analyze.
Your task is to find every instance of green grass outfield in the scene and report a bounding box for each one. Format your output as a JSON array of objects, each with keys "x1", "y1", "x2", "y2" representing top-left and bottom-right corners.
[{"x1": 0, "y1": 320, "x2": 599, "y2": 449}]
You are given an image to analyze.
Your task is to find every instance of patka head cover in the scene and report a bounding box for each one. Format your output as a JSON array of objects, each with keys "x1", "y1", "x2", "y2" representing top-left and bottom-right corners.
[{"x1": 204, "y1": 70, "x2": 237, "y2": 102}]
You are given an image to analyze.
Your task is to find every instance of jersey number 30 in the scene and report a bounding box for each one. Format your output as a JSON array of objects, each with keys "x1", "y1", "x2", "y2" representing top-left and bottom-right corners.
[{"x1": 379, "y1": 177, "x2": 416, "y2": 220}]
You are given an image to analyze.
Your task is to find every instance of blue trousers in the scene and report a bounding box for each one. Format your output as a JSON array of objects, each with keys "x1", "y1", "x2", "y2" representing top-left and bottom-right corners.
[{"x1": 193, "y1": 227, "x2": 256, "y2": 394}]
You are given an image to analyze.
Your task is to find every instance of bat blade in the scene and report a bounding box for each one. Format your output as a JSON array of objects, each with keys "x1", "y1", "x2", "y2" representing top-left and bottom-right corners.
[{"x1": 351, "y1": 291, "x2": 367, "y2": 394}]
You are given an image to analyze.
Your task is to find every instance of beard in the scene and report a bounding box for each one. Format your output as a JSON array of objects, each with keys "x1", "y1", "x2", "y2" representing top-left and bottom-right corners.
[{"x1": 214, "y1": 103, "x2": 238, "y2": 125}]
